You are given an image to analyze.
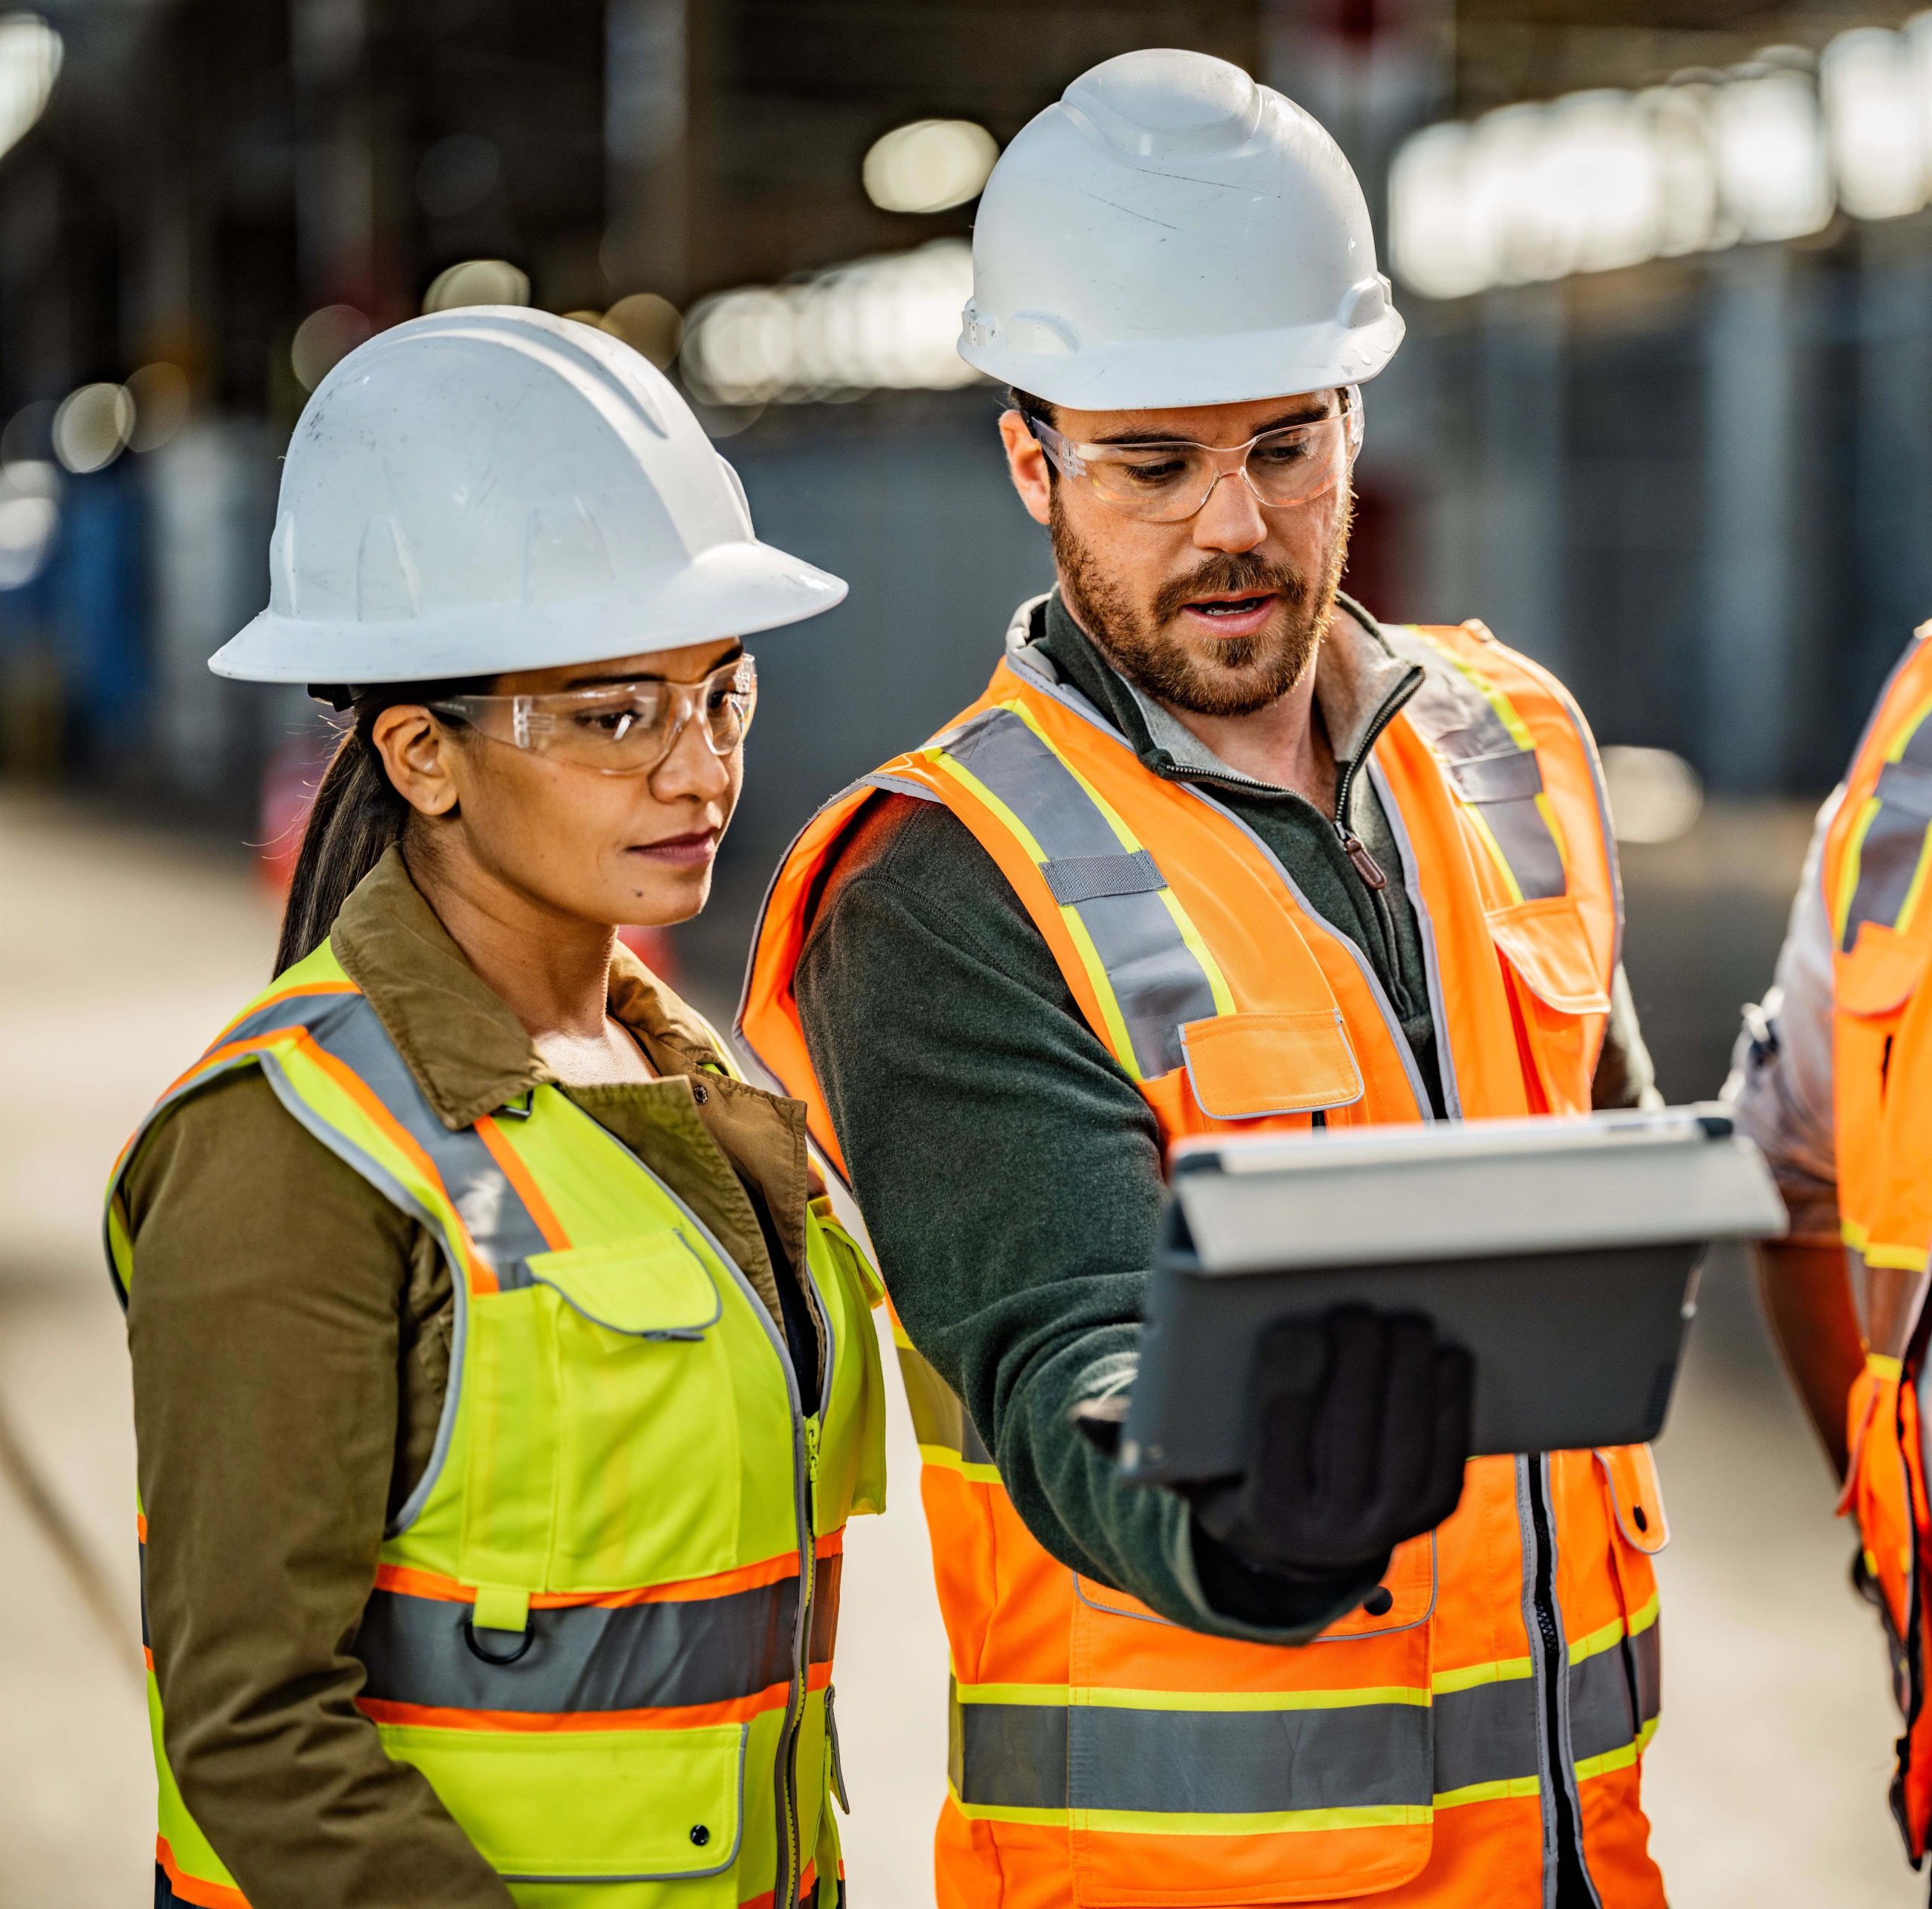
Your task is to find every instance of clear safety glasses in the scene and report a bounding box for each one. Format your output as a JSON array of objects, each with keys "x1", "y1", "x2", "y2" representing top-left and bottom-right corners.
[
  {"x1": 1026, "y1": 388, "x2": 1363, "y2": 524},
  {"x1": 429, "y1": 655, "x2": 758, "y2": 776}
]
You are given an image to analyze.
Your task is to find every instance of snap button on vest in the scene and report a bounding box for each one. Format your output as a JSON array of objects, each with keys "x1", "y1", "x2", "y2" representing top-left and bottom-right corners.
[
  {"x1": 692, "y1": 1081, "x2": 710, "y2": 1105},
  {"x1": 1363, "y1": 1586, "x2": 1395, "y2": 1616},
  {"x1": 690, "y1": 1824, "x2": 711, "y2": 1846}
]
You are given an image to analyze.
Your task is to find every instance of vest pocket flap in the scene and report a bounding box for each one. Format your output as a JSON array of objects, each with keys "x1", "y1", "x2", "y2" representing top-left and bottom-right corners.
[
  {"x1": 526, "y1": 1234, "x2": 721, "y2": 1338},
  {"x1": 1486, "y1": 896, "x2": 1612, "y2": 1015},
  {"x1": 1180, "y1": 1010, "x2": 1364, "y2": 1120},
  {"x1": 1595, "y1": 1444, "x2": 1669, "y2": 1554},
  {"x1": 379, "y1": 1718, "x2": 746, "y2": 1883},
  {"x1": 1838, "y1": 921, "x2": 1932, "y2": 1018}
]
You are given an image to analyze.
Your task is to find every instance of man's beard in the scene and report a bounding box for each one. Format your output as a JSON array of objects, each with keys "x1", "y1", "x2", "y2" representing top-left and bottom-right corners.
[{"x1": 1051, "y1": 491, "x2": 1352, "y2": 720}]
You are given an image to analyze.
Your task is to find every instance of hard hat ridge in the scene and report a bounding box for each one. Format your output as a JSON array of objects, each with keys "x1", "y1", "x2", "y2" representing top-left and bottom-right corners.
[
  {"x1": 958, "y1": 48, "x2": 1404, "y2": 411},
  {"x1": 214, "y1": 306, "x2": 846, "y2": 685}
]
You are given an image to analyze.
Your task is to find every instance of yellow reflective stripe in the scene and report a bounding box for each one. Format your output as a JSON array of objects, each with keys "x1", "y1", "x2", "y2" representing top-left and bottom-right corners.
[
  {"x1": 1844, "y1": 1216, "x2": 1871, "y2": 1252},
  {"x1": 999, "y1": 698, "x2": 1238, "y2": 1021},
  {"x1": 1431, "y1": 1656, "x2": 1534, "y2": 1695},
  {"x1": 1567, "y1": 1612, "x2": 1627, "y2": 1666},
  {"x1": 930, "y1": 746, "x2": 1143, "y2": 1079},
  {"x1": 999, "y1": 701, "x2": 1238, "y2": 1019},
  {"x1": 1433, "y1": 1775, "x2": 1540, "y2": 1811},
  {"x1": 1072, "y1": 1803, "x2": 1432, "y2": 1837},
  {"x1": 1834, "y1": 793, "x2": 1883, "y2": 948},
  {"x1": 1626, "y1": 1591, "x2": 1660, "y2": 1639},
  {"x1": 918, "y1": 1442, "x2": 1002, "y2": 1485},
  {"x1": 1413, "y1": 629, "x2": 1571, "y2": 887},
  {"x1": 1635, "y1": 1714, "x2": 1660, "y2": 1753},
  {"x1": 948, "y1": 1781, "x2": 1068, "y2": 1828},
  {"x1": 1870, "y1": 1353, "x2": 1906, "y2": 1381},
  {"x1": 1156, "y1": 888, "x2": 1238, "y2": 1018},
  {"x1": 954, "y1": 1680, "x2": 1067, "y2": 1706},
  {"x1": 952, "y1": 1680, "x2": 1429, "y2": 1712},
  {"x1": 1461, "y1": 804, "x2": 1528, "y2": 907},
  {"x1": 1867, "y1": 1241, "x2": 1932, "y2": 1274},
  {"x1": 1574, "y1": 1741, "x2": 1642, "y2": 1784},
  {"x1": 950, "y1": 1788, "x2": 1436, "y2": 1837}
]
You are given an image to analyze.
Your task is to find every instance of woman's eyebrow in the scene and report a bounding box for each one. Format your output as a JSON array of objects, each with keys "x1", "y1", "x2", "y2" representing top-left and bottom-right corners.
[{"x1": 564, "y1": 645, "x2": 745, "y2": 690}]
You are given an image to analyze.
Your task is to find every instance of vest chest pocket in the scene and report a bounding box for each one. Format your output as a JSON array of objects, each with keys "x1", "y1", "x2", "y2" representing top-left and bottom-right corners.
[
  {"x1": 1485, "y1": 896, "x2": 1611, "y2": 1114},
  {"x1": 1835, "y1": 921, "x2": 1932, "y2": 1111},
  {"x1": 458, "y1": 1234, "x2": 743, "y2": 1596}
]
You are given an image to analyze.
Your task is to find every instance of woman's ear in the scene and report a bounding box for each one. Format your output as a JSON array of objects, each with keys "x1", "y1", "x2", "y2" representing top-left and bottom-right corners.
[{"x1": 371, "y1": 705, "x2": 461, "y2": 818}]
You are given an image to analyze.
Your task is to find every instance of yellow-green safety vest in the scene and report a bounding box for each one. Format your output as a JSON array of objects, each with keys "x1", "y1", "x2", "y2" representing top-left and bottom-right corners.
[{"x1": 106, "y1": 942, "x2": 887, "y2": 1909}]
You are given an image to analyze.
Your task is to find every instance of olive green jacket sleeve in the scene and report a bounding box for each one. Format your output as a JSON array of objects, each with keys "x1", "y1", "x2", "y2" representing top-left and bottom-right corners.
[{"x1": 125, "y1": 1069, "x2": 515, "y2": 1909}]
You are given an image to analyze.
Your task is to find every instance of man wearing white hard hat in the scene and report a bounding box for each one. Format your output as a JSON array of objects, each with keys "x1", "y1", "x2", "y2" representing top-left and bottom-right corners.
[
  {"x1": 109, "y1": 308, "x2": 884, "y2": 1909},
  {"x1": 743, "y1": 50, "x2": 1666, "y2": 1909}
]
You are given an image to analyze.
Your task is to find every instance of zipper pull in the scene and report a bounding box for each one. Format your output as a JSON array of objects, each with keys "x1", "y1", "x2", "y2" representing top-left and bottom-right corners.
[
  {"x1": 1340, "y1": 830, "x2": 1389, "y2": 892},
  {"x1": 804, "y1": 1416, "x2": 820, "y2": 1485}
]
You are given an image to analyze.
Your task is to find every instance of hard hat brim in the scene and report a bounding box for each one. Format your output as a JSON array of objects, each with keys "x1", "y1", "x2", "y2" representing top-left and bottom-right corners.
[
  {"x1": 957, "y1": 309, "x2": 1404, "y2": 413},
  {"x1": 209, "y1": 541, "x2": 849, "y2": 685}
]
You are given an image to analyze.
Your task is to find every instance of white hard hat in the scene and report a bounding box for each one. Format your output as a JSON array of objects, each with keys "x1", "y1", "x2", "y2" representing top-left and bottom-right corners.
[
  {"x1": 958, "y1": 50, "x2": 1404, "y2": 410},
  {"x1": 212, "y1": 307, "x2": 847, "y2": 684}
]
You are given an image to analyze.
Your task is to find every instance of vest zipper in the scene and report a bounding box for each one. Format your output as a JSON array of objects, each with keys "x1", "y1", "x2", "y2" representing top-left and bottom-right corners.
[
  {"x1": 773, "y1": 1263, "x2": 834, "y2": 1908},
  {"x1": 1525, "y1": 1457, "x2": 1598, "y2": 1907}
]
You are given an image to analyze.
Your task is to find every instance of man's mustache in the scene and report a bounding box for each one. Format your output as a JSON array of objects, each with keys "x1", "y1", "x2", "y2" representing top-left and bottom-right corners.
[{"x1": 1151, "y1": 553, "x2": 1309, "y2": 627}]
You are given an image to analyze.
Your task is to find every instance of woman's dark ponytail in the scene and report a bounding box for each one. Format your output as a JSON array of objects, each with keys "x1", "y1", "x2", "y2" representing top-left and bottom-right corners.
[{"x1": 273, "y1": 680, "x2": 483, "y2": 976}]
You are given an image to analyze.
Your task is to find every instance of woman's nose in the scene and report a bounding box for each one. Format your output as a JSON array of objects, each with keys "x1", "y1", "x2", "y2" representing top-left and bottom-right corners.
[{"x1": 648, "y1": 715, "x2": 734, "y2": 802}]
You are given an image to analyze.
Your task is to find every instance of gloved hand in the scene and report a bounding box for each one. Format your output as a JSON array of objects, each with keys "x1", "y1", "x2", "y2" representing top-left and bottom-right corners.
[{"x1": 1187, "y1": 1307, "x2": 1473, "y2": 1581}]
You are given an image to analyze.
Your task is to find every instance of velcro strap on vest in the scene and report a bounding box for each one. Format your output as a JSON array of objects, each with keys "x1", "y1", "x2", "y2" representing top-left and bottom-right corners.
[
  {"x1": 1446, "y1": 747, "x2": 1543, "y2": 805},
  {"x1": 1041, "y1": 850, "x2": 1165, "y2": 905},
  {"x1": 1875, "y1": 756, "x2": 1932, "y2": 822}
]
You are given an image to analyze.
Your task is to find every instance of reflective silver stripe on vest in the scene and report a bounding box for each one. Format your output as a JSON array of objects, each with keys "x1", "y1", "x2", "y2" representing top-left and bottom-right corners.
[
  {"x1": 948, "y1": 1640, "x2": 1655, "y2": 1821},
  {"x1": 1841, "y1": 714, "x2": 1932, "y2": 948},
  {"x1": 949, "y1": 1688, "x2": 1431, "y2": 1817},
  {"x1": 356, "y1": 1554, "x2": 841, "y2": 1715},
  {"x1": 937, "y1": 706, "x2": 1217, "y2": 1077},
  {"x1": 1432, "y1": 1675, "x2": 1540, "y2": 1796},
  {"x1": 1630, "y1": 1616, "x2": 1661, "y2": 1728},
  {"x1": 1386, "y1": 629, "x2": 1565, "y2": 903},
  {"x1": 211, "y1": 988, "x2": 558, "y2": 1284}
]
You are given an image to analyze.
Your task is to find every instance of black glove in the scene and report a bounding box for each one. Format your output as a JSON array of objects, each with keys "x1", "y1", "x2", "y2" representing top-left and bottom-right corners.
[{"x1": 1187, "y1": 1307, "x2": 1473, "y2": 1582}]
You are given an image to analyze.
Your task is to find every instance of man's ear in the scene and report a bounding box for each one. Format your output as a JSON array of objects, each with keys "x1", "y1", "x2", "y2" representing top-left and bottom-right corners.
[
  {"x1": 999, "y1": 409, "x2": 1054, "y2": 528},
  {"x1": 371, "y1": 705, "x2": 460, "y2": 818}
]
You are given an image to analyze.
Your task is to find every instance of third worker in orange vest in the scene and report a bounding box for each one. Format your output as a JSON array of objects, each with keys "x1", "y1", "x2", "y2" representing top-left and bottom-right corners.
[
  {"x1": 1729, "y1": 622, "x2": 1932, "y2": 1874},
  {"x1": 743, "y1": 50, "x2": 1670, "y2": 1909}
]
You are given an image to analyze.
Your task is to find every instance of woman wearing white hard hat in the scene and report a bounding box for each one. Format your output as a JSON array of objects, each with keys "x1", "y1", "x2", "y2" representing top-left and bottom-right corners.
[{"x1": 106, "y1": 308, "x2": 883, "y2": 1909}]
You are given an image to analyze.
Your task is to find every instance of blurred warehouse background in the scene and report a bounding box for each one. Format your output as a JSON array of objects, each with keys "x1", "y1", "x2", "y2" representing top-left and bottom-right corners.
[
  {"x1": 8, "y1": 0, "x2": 1932, "y2": 883},
  {"x1": 5, "y1": 0, "x2": 1932, "y2": 1901}
]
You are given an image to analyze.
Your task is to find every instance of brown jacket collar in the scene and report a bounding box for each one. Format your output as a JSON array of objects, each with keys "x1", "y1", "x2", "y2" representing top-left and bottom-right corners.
[{"x1": 329, "y1": 847, "x2": 730, "y2": 1133}]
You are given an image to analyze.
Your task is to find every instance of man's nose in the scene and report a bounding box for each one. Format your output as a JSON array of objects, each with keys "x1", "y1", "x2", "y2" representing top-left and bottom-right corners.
[{"x1": 1191, "y1": 468, "x2": 1269, "y2": 554}]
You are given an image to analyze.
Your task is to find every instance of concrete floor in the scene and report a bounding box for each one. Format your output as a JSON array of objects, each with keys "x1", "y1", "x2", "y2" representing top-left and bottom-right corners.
[{"x1": 0, "y1": 788, "x2": 1921, "y2": 1906}]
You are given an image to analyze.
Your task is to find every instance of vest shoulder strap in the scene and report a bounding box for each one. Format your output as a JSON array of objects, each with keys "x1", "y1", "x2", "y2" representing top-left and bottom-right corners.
[
  {"x1": 1385, "y1": 622, "x2": 1589, "y2": 908},
  {"x1": 105, "y1": 948, "x2": 560, "y2": 1307},
  {"x1": 1830, "y1": 632, "x2": 1932, "y2": 955}
]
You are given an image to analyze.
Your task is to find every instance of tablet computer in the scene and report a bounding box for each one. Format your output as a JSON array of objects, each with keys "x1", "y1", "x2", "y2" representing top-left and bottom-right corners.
[{"x1": 1117, "y1": 1104, "x2": 1787, "y2": 1483}]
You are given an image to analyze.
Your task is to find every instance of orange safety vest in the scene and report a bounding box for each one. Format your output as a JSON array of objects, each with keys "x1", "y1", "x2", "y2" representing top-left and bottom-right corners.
[
  {"x1": 742, "y1": 610, "x2": 1669, "y2": 1907},
  {"x1": 1823, "y1": 622, "x2": 1932, "y2": 1863}
]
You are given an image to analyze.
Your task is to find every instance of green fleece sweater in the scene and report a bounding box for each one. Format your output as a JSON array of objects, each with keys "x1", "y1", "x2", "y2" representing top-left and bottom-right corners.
[{"x1": 793, "y1": 591, "x2": 1654, "y2": 1639}]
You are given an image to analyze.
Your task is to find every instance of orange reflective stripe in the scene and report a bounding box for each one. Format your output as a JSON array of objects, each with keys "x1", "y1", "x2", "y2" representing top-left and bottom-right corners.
[
  {"x1": 358, "y1": 1662, "x2": 827, "y2": 1734},
  {"x1": 289, "y1": 1028, "x2": 497, "y2": 1296},
  {"x1": 472, "y1": 1114, "x2": 572, "y2": 1251},
  {"x1": 157, "y1": 1836, "x2": 250, "y2": 1909},
  {"x1": 208, "y1": 979, "x2": 358, "y2": 1047},
  {"x1": 371, "y1": 1535, "x2": 841, "y2": 1609}
]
